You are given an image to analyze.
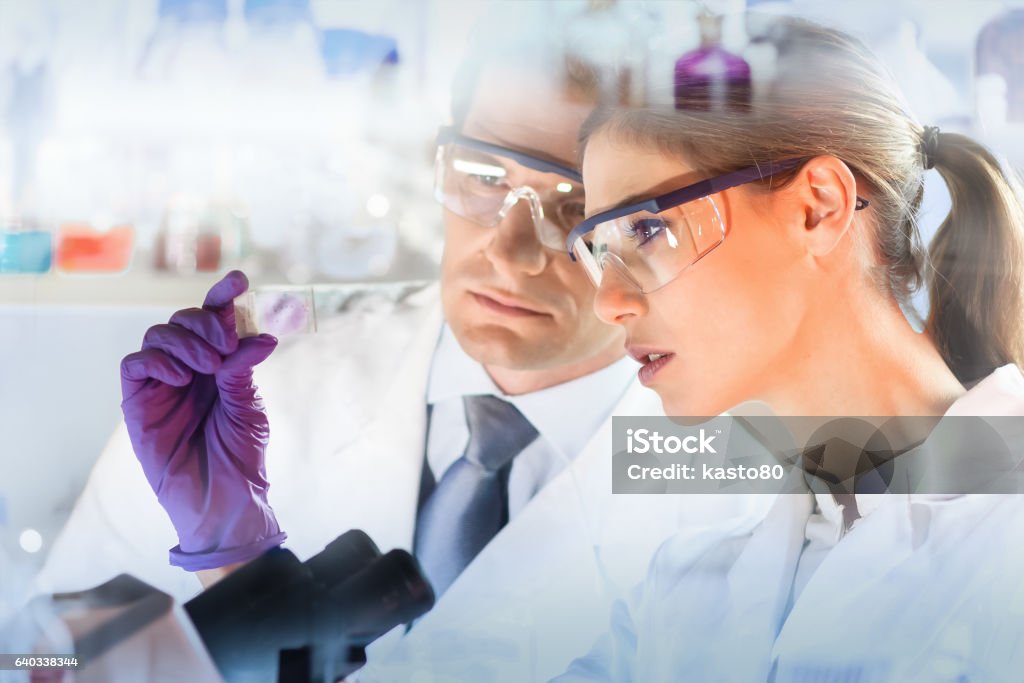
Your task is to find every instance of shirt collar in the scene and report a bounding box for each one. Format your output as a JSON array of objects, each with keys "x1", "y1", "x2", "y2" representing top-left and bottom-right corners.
[
  {"x1": 807, "y1": 364, "x2": 1024, "y2": 538},
  {"x1": 427, "y1": 324, "x2": 638, "y2": 460},
  {"x1": 810, "y1": 492, "x2": 889, "y2": 544},
  {"x1": 944, "y1": 363, "x2": 1024, "y2": 416}
]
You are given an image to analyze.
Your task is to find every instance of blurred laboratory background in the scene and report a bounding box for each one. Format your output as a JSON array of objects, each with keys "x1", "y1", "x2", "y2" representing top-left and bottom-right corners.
[{"x1": 4, "y1": 0, "x2": 1024, "y2": 603}]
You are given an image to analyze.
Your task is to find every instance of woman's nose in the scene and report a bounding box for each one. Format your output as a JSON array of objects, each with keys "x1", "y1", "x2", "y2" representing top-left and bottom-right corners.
[{"x1": 593, "y1": 260, "x2": 648, "y2": 326}]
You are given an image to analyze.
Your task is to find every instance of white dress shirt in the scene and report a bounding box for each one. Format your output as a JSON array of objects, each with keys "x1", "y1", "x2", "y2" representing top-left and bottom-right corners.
[
  {"x1": 425, "y1": 325, "x2": 637, "y2": 518},
  {"x1": 789, "y1": 493, "x2": 887, "y2": 606}
]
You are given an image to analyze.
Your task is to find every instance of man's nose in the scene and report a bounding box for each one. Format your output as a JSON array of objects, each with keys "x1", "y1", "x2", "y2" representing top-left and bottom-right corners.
[
  {"x1": 483, "y1": 197, "x2": 548, "y2": 277},
  {"x1": 594, "y1": 260, "x2": 648, "y2": 326}
]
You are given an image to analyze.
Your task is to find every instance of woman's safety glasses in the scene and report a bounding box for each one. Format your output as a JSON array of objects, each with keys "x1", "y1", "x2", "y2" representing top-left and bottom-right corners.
[
  {"x1": 434, "y1": 126, "x2": 587, "y2": 250},
  {"x1": 565, "y1": 159, "x2": 870, "y2": 292}
]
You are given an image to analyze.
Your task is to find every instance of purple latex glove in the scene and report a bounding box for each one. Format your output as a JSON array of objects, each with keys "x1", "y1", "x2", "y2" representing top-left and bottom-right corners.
[{"x1": 120, "y1": 270, "x2": 286, "y2": 571}]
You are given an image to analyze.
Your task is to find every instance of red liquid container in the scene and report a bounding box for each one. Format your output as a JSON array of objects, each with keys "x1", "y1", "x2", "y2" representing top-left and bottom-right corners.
[{"x1": 55, "y1": 223, "x2": 134, "y2": 273}]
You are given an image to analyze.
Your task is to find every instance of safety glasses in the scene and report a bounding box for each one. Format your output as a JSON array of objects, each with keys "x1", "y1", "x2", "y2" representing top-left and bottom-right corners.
[
  {"x1": 566, "y1": 159, "x2": 870, "y2": 292},
  {"x1": 434, "y1": 126, "x2": 587, "y2": 250}
]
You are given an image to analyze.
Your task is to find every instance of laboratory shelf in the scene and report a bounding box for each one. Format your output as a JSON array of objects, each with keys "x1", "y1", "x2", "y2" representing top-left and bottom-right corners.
[{"x1": 0, "y1": 270, "x2": 222, "y2": 309}]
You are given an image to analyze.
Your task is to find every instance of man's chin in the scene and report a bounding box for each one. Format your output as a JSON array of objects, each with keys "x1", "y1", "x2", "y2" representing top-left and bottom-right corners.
[{"x1": 453, "y1": 322, "x2": 561, "y2": 370}]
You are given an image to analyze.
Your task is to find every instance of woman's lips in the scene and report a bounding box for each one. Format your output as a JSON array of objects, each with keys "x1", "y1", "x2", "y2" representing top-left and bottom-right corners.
[
  {"x1": 637, "y1": 353, "x2": 673, "y2": 385},
  {"x1": 628, "y1": 347, "x2": 675, "y2": 386},
  {"x1": 471, "y1": 291, "x2": 547, "y2": 317}
]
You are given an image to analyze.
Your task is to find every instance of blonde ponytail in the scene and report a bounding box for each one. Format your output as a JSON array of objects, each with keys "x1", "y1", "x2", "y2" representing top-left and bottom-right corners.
[{"x1": 925, "y1": 131, "x2": 1024, "y2": 383}]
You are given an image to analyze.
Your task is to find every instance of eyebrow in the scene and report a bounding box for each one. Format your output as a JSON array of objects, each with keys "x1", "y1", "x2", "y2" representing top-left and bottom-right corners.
[
  {"x1": 461, "y1": 123, "x2": 580, "y2": 175},
  {"x1": 438, "y1": 126, "x2": 583, "y2": 182},
  {"x1": 585, "y1": 171, "x2": 707, "y2": 219},
  {"x1": 467, "y1": 121, "x2": 518, "y2": 149},
  {"x1": 584, "y1": 191, "x2": 651, "y2": 220}
]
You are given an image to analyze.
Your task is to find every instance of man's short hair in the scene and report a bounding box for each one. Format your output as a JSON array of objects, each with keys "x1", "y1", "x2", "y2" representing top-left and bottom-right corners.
[{"x1": 449, "y1": 2, "x2": 635, "y2": 131}]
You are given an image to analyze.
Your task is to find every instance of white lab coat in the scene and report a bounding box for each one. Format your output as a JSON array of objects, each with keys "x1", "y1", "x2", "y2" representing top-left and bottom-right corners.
[
  {"x1": 35, "y1": 281, "x2": 769, "y2": 682},
  {"x1": 555, "y1": 365, "x2": 1024, "y2": 683}
]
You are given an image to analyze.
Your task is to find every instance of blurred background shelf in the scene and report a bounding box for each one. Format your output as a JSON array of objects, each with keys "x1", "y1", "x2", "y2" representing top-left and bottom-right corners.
[
  {"x1": 1, "y1": 268, "x2": 221, "y2": 308},
  {"x1": 0, "y1": 248, "x2": 440, "y2": 308}
]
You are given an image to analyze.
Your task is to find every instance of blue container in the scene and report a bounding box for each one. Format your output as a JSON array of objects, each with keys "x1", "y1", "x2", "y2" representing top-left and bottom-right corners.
[
  {"x1": 158, "y1": 0, "x2": 229, "y2": 23},
  {"x1": 0, "y1": 230, "x2": 52, "y2": 274},
  {"x1": 245, "y1": 0, "x2": 310, "y2": 25},
  {"x1": 320, "y1": 29, "x2": 399, "y2": 78}
]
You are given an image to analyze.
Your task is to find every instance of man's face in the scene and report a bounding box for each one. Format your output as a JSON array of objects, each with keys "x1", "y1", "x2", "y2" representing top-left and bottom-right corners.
[{"x1": 439, "y1": 69, "x2": 625, "y2": 372}]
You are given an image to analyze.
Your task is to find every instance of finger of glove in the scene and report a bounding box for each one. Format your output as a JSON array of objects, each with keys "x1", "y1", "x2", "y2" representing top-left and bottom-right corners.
[
  {"x1": 142, "y1": 324, "x2": 223, "y2": 375},
  {"x1": 217, "y1": 334, "x2": 277, "y2": 386},
  {"x1": 169, "y1": 307, "x2": 238, "y2": 356},
  {"x1": 203, "y1": 270, "x2": 249, "y2": 309},
  {"x1": 202, "y1": 270, "x2": 249, "y2": 341},
  {"x1": 120, "y1": 348, "x2": 193, "y2": 400}
]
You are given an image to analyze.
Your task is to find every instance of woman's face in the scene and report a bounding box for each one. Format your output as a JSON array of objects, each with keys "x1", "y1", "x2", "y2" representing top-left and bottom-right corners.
[{"x1": 582, "y1": 130, "x2": 814, "y2": 416}]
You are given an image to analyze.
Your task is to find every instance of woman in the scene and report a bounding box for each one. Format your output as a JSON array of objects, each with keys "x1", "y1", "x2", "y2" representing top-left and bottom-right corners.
[{"x1": 554, "y1": 16, "x2": 1024, "y2": 682}]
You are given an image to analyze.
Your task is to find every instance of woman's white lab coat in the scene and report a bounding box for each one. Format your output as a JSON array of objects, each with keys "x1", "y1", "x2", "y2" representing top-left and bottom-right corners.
[{"x1": 556, "y1": 365, "x2": 1024, "y2": 683}]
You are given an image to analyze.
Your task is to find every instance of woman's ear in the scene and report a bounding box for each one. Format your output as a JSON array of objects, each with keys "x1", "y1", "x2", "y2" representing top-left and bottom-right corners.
[{"x1": 792, "y1": 156, "x2": 859, "y2": 257}]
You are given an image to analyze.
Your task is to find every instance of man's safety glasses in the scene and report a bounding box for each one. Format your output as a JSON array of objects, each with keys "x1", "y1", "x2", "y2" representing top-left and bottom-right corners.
[
  {"x1": 434, "y1": 126, "x2": 587, "y2": 250},
  {"x1": 565, "y1": 159, "x2": 870, "y2": 292}
]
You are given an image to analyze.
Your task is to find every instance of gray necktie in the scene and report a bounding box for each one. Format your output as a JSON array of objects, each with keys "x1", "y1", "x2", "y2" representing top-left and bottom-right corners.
[{"x1": 413, "y1": 394, "x2": 539, "y2": 598}]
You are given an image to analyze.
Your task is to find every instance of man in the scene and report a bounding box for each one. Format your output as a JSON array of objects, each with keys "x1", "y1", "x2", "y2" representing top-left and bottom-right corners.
[{"x1": 35, "y1": 16, "x2": 765, "y2": 682}]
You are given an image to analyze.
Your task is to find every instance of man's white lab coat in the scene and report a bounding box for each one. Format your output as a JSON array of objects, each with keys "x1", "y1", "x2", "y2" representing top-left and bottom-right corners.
[{"x1": 36, "y1": 281, "x2": 768, "y2": 682}]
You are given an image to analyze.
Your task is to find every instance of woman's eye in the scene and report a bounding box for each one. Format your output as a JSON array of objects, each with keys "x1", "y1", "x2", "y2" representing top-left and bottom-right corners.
[{"x1": 624, "y1": 217, "x2": 667, "y2": 246}]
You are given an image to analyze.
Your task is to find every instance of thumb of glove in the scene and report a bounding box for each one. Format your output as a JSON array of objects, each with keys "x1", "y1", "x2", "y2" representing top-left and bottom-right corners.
[{"x1": 216, "y1": 334, "x2": 278, "y2": 394}]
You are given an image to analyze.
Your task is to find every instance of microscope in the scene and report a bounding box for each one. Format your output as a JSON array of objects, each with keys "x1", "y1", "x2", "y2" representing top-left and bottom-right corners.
[{"x1": 18, "y1": 531, "x2": 434, "y2": 682}]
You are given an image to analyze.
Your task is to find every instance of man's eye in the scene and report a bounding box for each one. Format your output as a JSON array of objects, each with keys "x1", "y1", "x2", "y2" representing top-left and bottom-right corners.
[
  {"x1": 468, "y1": 173, "x2": 507, "y2": 188},
  {"x1": 624, "y1": 217, "x2": 666, "y2": 246},
  {"x1": 452, "y1": 158, "x2": 508, "y2": 190}
]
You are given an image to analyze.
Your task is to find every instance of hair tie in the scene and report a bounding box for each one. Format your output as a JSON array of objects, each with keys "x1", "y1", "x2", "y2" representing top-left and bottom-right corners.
[{"x1": 920, "y1": 126, "x2": 941, "y2": 170}]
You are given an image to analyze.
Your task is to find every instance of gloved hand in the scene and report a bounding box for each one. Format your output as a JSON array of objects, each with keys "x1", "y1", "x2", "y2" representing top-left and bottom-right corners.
[{"x1": 120, "y1": 270, "x2": 286, "y2": 571}]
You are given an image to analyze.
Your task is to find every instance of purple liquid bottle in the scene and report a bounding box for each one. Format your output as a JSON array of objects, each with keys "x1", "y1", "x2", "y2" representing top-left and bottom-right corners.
[
  {"x1": 977, "y1": 9, "x2": 1024, "y2": 122},
  {"x1": 674, "y1": 12, "x2": 751, "y2": 112}
]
